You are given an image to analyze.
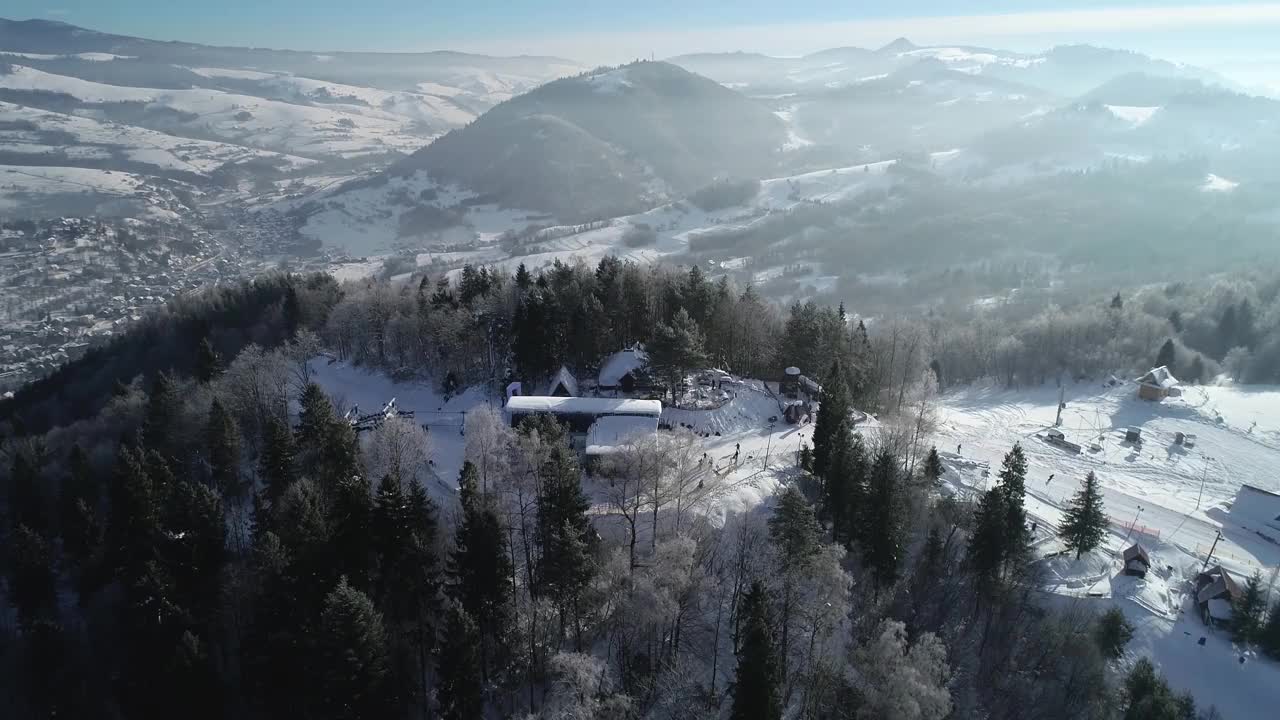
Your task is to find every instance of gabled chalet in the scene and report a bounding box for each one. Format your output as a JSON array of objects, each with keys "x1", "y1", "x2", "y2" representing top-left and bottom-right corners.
[
  {"x1": 1195, "y1": 565, "x2": 1241, "y2": 626},
  {"x1": 1122, "y1": 544, "x2": 1151, "y2": 578},
  {"x1": 1137, "y1": 366, "x2": 1181, "y2": 401},
  {"x1": 549, "y1": 366, "x2": 579, "y2": 397}
]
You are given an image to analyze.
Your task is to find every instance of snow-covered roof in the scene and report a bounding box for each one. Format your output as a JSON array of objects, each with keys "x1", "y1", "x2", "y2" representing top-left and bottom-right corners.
[
  {"x1": 505, "y1": 396, "x2": 662, "y2": 417},
  {"x1": 1196, "y1": 568, "x2": 1240, "y2": 604},
  {"x1": 599, "y1": 346, "x2": 649, "y2": 388},
  {"x1": 1207, "y1": 598, "x2": 1233, "y2": 621},
  {"x1": 585, "y1": 415, "x2": 660, "y2": 456},
  {"x1": 1138, "y1": 366, "x2": 1179, "y2": 389},
  {"x1": 1123, "y1": 544, "x2": 1151, "y2": 566},
  {"x1": 550, "y1": 365, "x2": 579, "y2": 397}
]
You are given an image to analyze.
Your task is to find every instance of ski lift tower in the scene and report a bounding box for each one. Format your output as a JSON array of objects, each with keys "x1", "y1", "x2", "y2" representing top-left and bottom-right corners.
[{"x1": 1055, "y1": 386, "x2": 1066, "y2": 427}]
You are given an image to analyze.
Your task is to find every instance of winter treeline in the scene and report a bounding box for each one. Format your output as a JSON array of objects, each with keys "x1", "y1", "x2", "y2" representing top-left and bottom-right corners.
[
  {"x1": 0, "y1": 265, "x2": 1226, "y2": 720},
  {"x1": 925, "y1": 269, "x2": 1280, "y2": 388}
]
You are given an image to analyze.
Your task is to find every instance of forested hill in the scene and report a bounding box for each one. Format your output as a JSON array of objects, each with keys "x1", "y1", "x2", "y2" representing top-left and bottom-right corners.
[
  {"x1": 389, "y1": 61, "x2": 787, "y2": 219},
  {"x1": 0, "y1": 273, "x2": 340, "y2": 436}
]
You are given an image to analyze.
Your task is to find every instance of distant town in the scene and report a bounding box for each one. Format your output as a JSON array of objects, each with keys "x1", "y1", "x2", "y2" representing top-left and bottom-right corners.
[{"x1": 0, "y1": 211, "x2": 330, "y2": 391}]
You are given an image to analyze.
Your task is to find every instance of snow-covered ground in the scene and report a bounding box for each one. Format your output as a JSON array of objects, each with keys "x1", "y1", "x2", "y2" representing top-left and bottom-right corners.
[
  {"x1": 0, "y1": 65, "x2": 431, "y2": 158},
  {"x1": 931, "y1": 379, "x2": 1280, "y2": 717},
  {"x1": 0, "y1": 164, "x2": 182, "y2": 220},
  {"x1": 0, "y1": 101, "x2": 316, "y2": 176}
]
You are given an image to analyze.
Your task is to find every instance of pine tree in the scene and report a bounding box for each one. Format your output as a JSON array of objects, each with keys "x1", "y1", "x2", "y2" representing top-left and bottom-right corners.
[
  {"x1": 863, "y1": 449, "x2": 905, "y2": 587},
  {"x1": 165, "y1": 478, "x2": 226, "y2": 625},
  {"x1": 729, "y1": 582, "x2": 782, "y2": 720},
  {"x1": 207, "y1": 397, "x2": 242, "y2": 496},
  {"x1": 923, "y1": 446, "x2": 944, "y2": 487},
  {"x1": 143, "y1": 372, "x2": 183, "y2": 461},
  {"x1": 316, "y1": 578, "x2": 391, "y2": 720},
  {"x1": 259, "y1": 416, "x2": 298, "y2": 507},
  {"x1": 967, "y1": 486, "x2": 1006, "y2": 579},
  {"x1": 536, "y1": 442, "x2": 595, "y2": 643},
  {"x1": 8, "y1": 447, "x2": 49, "y2": 535},
  {"x1": 1060, "y1": 472, "x2": 1107, "y2": 559},
  {"x1": 330, "y1": 474, "x2": 374, "y2": 592},
  {"x1": 195, "y1": 337, "x2": 223, "y2": 383},
  {"x1": 59, "y1": 444, "x2": 99, "y2": 560},
  {"x1": 769, "y1": 485, "x2": 822, "y2": 565},
  {"x1": 997, "y1": 443, "x2": 1030, "y2": 568},
  {"x1": 515, "y1": 262, "x2": 532, "y2": 290},
  {"x1": 1095, "y1": 606, "x2": 1135, "y2": 660},
  {"x1": 1155, "y1": 338, "x2": 1177, "y2": 373},
  {"x1": 824, "y1": 421, "x2": 866, "y2": 543},
  {"x1": 813, "y1": 359, "x2": 851, "y2": 482},
  {"x1": 437, "y1": 604, "x2": 485, "y2": 720},
  {"x1": 649, "y1": 307, "x2": 708, "y2": 393},
  {"x1": 6, "y1": 524, "x2": 58, "y2": 628},
  {"x1": 1111, "y1": 292, "x2": 1124, "y2": 310},
  {"x1": 1231, "y1": 570, "x2": 1267, "y2": 645},
  {"x1": 1260, "y1": 601, "x2": 1280, "y2": 660},
  {"x1": 451, "y1": 461, "x2": 512, "y2": 683}
]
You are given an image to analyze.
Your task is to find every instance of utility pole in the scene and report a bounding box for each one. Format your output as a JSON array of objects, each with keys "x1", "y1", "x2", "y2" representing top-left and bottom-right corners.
[
  {"x1": 1122, "y1": 504, "x2": 1145, "y2": 544},
  {"x1": 764, "y1": 422, "x2": 776, "y2": 470},
  {"x1": 1202, "y1": 530, "x2": 1224, "y2": 572},
  {"x1": 1196, "y1": 455, "x2": 1213, "y2": 511},
  {"x1": 1055, "y1": 385, "x2": 1066, "y2": 427}
]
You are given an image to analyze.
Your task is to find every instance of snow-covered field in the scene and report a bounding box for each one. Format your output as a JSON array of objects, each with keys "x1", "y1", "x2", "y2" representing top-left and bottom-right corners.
[
  {"x1": 0, "y1": 65, "x2": 431, "y2": 158},
  {"x1": 0, "y1": 164, "x2": 181, "y2": 220},
  {"x1": 0, "y1": 101, "x2": 316, "y2": 176},
  {"x1": 931, "y1": 379, "x2": 1280, "y2": 718}
]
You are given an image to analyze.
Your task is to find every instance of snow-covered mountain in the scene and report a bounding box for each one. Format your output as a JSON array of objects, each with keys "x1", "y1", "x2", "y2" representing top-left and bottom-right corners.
[
  {"x1": 0, "y1": 17, "x2": 583, "y2": 219},
  {"x1": 670, "y1": 38, "x2": 1233, "y2": 97},
  {"x1": 286, "y1": 62, "x2": 788, "y2": 252}
]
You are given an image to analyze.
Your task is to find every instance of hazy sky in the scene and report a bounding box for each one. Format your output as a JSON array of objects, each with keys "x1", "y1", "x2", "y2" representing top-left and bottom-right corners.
[{"x1": 10, "y1": 1, "x2": 1280, "y2": 74}]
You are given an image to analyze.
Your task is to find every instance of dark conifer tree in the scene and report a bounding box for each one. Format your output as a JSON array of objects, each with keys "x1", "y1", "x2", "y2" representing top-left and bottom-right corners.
[
  {"x1": 649, "y1": 307, "x2": 709, "y2": 393},
  {"x1": 6, "y1": 524, "x2": 58, "y2": 628},
  {"x1": 997, "y1": 443, "x2": 1030, "y2": 568},
  {"x1": 729, "y1": 581, "x2": 782, "y2": 720},
  {"x1": 1232, "y1": 570, "x2": 1267, "y2": 645},
  {"x1": 297, "y1": 382, "x2": 335, "y2": 476},
  {"x1": 827, "y1": 423, "x2": 867, "y2": 545},
  {"x1": 259, "y1": 415, "x2": 298, "y2": 507},
  {"x1": 769, "y1": 485, "x2": 821, "y2": 564},
  {"x1": 8, "y1": 446, "x2": 49, "y2": 535},
  {"x1": 206, "y1": 397, "x2": 242, "y2": 496},
  {"x1": 923, "y1": 446, "x2": 945, "y2": 487},
  {"x1": 330, "y1": 473, "x2": 374, "y2": 592},
  {"x1": 165, "y1": 478, "x2": 226, "y2": 626},
  {"x1": 450, "y1": 461, "x2": 512, "y2": 683},
  {"x1": 863, "y1": 449, "x2": 905, "y2": 587},
  {"x1": 195, "y1": 337, "x2": 223, "y2": 383},
  {"x1": 143, "y1": 372, "x2": 183, "y2": 461},
  {"x1": 515, "y1": 262, "x2": 532, "y2": 291},
  {"x1": 316, "y1": 578, "x2": 391, "y2": 720},
  {"x1": 967, "y1": 486, "x2": 1006, "y2": 580},
  {"x1": 536, "y1": 442, "x2": 595, "y2": 629},
  {"x1": 1155, "y1": 338, "x2": 1177, "y2": 373},
  {"x1": 437, "y1": 604, "x2": 485, "y2": 720},
  {"x1": 1060, "y1": 472, "x2": 1107, "y2": 559},
  {"x1": 1260, "y1": 601, "x2": 1280, "y2": 660},
  {"x1": 1095, "y1": 606, "x2": 1135, "y2": 660},
  {"x1": 813, "y1": 359, "x2": 851, "y2": 483},
  {"x1": 60, "y1": 444, "x2": 99, "y2": 557}
]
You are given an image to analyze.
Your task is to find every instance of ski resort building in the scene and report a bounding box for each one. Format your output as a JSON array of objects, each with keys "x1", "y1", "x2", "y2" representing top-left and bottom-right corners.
[
  {"x1": 504, "y1": 396, "x2": 662, "y2": 432},
  {"x1": 1195, "y1": 565, "x2": 1242, "y2": 626},
  {"x1": 598, "y1": 346, "x2": 650, "y2": 394},
  {"x1": 1231, "y1": 484, "x2": 1280, "y2": 535},
  {"x1": 1137, "y1": 366, "x2": 1182, "y2": 401}
]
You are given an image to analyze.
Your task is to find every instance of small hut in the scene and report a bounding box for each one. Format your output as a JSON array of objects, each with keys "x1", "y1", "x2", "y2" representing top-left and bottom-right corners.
[
  {"x1": 1137, "y1": 366, "x2": 1182, "y2": 401},
  {"x1": 1122, "y1": 544, "x2": 1151, "y2": 578}
]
